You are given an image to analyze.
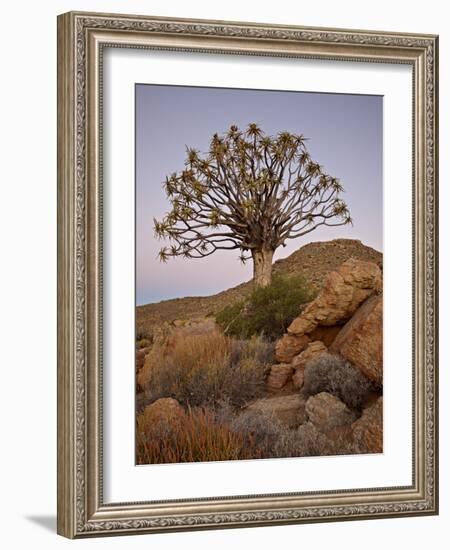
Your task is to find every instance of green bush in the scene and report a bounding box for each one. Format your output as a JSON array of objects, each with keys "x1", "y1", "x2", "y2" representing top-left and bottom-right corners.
[{"x1": 215, "y1": 274, "x2": 314, "y2": 340}]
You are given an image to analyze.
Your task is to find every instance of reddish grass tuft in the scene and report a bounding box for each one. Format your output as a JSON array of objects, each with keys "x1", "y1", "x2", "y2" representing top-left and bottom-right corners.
[{"x1": 136, "y1": 406, "x2": 263, "y2": 464}]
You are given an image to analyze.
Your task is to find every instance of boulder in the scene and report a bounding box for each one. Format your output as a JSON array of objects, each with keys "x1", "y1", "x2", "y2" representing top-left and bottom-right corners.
[
  {"x1": 352, "y1": 396, "x2": 383, "y2": 453},
  {"x1": 292, "y1": 341, "x2": 328, "y2": 369},
  {"x1": 140, "y1": 397, "x2": 185, "y2": 428},
  {"x1": 291, "y1": 341, "x2": 328, "y2": 389},
  {"x1": 287, "y1": 259, "x2": 382, "y2": 336},
  {"x1": 331, "y1": 294, "x2": 383, "y2": 384},
  {"x1": 275, "y1": 333, "x2": 310, "y2": 363},
  {"x1": 246, "y1": 394, "x2": 307, "y2": 428},
  {"x1": 292, "y1": 369, "x2": 305, "y2": 390},
  {"x1": 266, "y1": 364, "x2": 294, "y2": 391},
  {"x1": 305, "y1": 392, "x2": 357, "y2": 432}
]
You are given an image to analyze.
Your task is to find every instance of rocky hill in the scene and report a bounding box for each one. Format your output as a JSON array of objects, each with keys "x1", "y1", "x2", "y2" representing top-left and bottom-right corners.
[{"x1": 137, "y1": 239, "x2": 382, "y2": 335}]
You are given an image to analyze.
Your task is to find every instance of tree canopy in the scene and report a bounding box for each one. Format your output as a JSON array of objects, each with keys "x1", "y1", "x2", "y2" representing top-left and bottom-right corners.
[{"x1": 154, "y1": 123, "x2": 352, "y2": 286}]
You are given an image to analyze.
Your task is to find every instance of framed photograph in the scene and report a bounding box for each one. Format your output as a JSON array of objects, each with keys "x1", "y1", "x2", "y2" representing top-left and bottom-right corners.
[{"x1": 57, "y1": 11, "x2": 439, "y2": 538}]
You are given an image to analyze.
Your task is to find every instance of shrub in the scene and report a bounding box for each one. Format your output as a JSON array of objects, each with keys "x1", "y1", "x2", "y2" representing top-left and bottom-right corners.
[
  {"x1": 292, "y1": 422, "x2": 355, "y2": 457},
  {"x1": 136, "y1": 406, "x2": 263, "y2": 464},
  {"x1": 228, "y1": 409, "x2": 355, "y2": 458},
  {"x1": 143, "y1": 332, "x2": 270, "y2": 408},
  {"x1": 215, "y1": 274, "x2": 314, "y2": 340},
  {"x1": 136, "y1": 338, "x2": 152, "y2": 349},
  {"x1": 136, "y1": 329, "x2": 153, "y2": 350},
  {"x1": 136, "y1": 399, "x2": 357, "y2": 464},
  {"x1": 303, "y1": 353, "x2": 375, "y2": 410},
  {"x1": 228, "y1": 337, "x2": 275, "y2": 368}
]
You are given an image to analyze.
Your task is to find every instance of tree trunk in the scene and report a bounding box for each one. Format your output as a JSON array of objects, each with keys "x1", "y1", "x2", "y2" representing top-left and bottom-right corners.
[{"x1": 252, "y1": 248, "x2": 274, "y2": 288}]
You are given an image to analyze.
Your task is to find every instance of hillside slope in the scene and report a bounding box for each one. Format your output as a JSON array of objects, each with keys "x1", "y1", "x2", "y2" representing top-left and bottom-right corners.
[{"x1": 137, "y1": 239, "x2": 382, "y2": 334}]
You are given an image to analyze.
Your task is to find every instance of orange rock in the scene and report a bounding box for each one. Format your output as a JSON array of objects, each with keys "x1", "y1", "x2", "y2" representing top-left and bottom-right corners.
[
  {"x1": 266, "y1": 364, "x2": 294, "y2": 391},
  {"x1": 245, "y1": 394, "x2": 307, "y2": 428},
  {"x1": 292, "y1": 341, "x2": 328, "y2": 370},
  {"x1": 331, "y1": 294, "x2": 383, "y2": 384},
  {"x1": 352, "y1": 396, "x2": 383, "y2": 453},
  {"x1": 308, "y1": 325, "x2": 342, "y2": 347},
  {"x1": 141, "y1": 398, "x2": 185, "y2": 429},
  {"x1": 275, "y1": 334, "x2": 310, "y2": 363},
  {"x1": 305, "y1": 392, "x2": 357, "y2": 432},
  {"x1": 291, "y1": 341, "x2": 328, "y2": 389},
  {"x1": 287, "y1": 259, "x2": 382, "y2": 336}
]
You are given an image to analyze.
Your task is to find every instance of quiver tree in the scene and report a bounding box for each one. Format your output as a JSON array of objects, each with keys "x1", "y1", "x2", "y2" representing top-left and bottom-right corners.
[{"x1": 154, "y1": 123, "x2": 352, "y2": 287}]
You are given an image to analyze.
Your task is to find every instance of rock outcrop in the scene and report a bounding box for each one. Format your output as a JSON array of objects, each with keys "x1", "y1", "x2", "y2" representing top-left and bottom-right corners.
[
  {"x1": 287, "y1": 258, "x2": 382, "y2": 336},
  {"x1": 266, "y1": 364, "x2": 294, "y2": 392},
  {"x1": 331, "y1": 294, "x2": 383, "y2": 384},
  {"x1": 291, "y1": 341, "x2": 328, "y2": 389},
  {"x1": 275, "y1": 333, "x2": 310, "y2": 363},
  {"x1": 269, "y1": 258, "x2": 383, "y2": 400},
  {"x1": 307, "y1": 325, "x2": 342, "y2": 347}
]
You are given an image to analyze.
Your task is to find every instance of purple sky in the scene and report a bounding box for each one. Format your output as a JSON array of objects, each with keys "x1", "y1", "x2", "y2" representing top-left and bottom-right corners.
[{"x1": 136, "y1": 85, "x2": 382, "y2": 305}]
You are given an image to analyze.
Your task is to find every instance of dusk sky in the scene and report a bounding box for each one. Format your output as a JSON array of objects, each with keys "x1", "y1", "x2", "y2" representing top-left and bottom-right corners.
[{"x1": 136, "y1": 84, "x2": 382, "y2": 306}]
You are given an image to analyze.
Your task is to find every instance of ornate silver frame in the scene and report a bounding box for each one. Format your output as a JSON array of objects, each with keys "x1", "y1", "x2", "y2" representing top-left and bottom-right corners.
[{"x1": 57, "y1": 11, "x2": 439, "y2": 538}]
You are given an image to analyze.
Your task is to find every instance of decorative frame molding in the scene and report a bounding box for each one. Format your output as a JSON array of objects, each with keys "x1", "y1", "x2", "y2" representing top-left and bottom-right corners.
[{"x1": 57, "y1": 11, "x2": 438, "y2": 538}]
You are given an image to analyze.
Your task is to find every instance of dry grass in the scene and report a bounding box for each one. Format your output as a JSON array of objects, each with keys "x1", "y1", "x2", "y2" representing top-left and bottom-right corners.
[
  {"x1": 136, "y1": 400, "x2": 358, "y2": 465},
  {"x1": 136, "y1": 406, "x2": 263, "y2": 464},
  {"x1": 228, "y1": 408, "x2": 356, "y2": 458},
  {"x1": 143, "y1": 332, "x2": 271, "y2": 408}
]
